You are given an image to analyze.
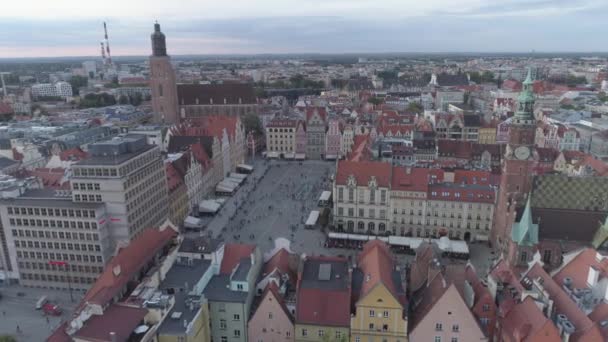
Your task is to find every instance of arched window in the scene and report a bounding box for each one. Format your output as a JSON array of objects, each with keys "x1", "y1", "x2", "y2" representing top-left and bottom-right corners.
[
  {"x1": 347, "y1": 221, "x2": 354, "y2": 231},
  {"x1": 379, "y1": 223, "x2": 386, "y2": 232},
  {"x1": 368, "y1": 222, "x2": 375, "y2": 231},
  {"x1": 358, "y1": 222, "x2": 365, "y2": 230}
]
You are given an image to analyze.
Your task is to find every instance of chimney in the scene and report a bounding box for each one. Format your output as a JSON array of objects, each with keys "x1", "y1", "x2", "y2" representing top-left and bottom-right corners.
[
  {"x1": 587, "y1": 266, "x2": 599, "y2": 287},
  {"x1": 109, "y1": 332, "x2": 117, "y2": 342},
  {"x1": 224, "y1": 98, "x2": 227, "y2": 104},
  {"x1": 112, "y1": 265, "x2": 121, "y2": 276},
  {"x1": 183, "y1": 319, "x2": 188, "y2": 328}
]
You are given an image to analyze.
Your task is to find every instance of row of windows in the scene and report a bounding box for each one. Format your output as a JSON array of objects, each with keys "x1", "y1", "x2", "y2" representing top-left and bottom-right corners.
[
  {"x1": 9, "y1": 218, "x2": 98, "y2": 230},
  {"x1": 16, "y1": 250, "x2": 102, "y2": 263},
  {"x1": 20, "y1": 273, "x2": 96, "y2": 284},
  {"x1": 125, "y1": 166, "x2": 165, "y2": 202},
  {"x1": 337, "y1": 187, "x2": 387, "y2": 204},
  {"x1": 19, "y1": 261, "x2": 103, "y2": 274},
  {"x1": 7, "y1": 207, "x2": 96, "y2": 218},
  {"x1": 14, "y1": 240, "x2": 101, "y2": 252},
  {"x1": 12, "y1": 229, "x2": 98, "y2": 241},
  {"x1": 301, "y1": 329, "x2": 343, "y2": 338},
  {"x1": 392, "y1": 211, "x2": 491, "y2": 220},
  {"x1": 267, "y1": 128, "x2": 295, "y2": 133},
  {"x1": 73, "y1": 167, "x2": 118, "y2": 178},
  {"x1": 337, "y1": 207, "x2": 386, "y2": 219},
  {"x1": 72, "y1": 182, "x2": 101, "y2": 191},
  {"x1": 74, "y1": 194, "x2": 103, "y2": 202}
]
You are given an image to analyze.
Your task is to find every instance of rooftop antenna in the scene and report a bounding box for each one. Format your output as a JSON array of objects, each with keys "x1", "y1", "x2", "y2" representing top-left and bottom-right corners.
[{"x1": 104, "y1": 22, "x2": 112, "y2": 65}]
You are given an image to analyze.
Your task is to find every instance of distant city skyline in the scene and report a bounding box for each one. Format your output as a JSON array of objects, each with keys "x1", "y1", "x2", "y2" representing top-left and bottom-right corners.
[{"x1": 1, "y1": 0, "x2": 607, "y2": 58}]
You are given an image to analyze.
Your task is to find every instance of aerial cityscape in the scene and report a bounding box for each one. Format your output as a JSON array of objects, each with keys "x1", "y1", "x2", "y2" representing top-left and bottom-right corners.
[{"x1": 1, "y1": 1, "x2": 608, "y2": 342}]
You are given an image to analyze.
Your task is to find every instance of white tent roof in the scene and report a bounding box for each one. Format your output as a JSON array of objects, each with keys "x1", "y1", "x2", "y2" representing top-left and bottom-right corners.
[
  {"x1": 199, "y1": 200, "x2": 221, "y2": 213},
  {"x1": 319, "y1": 191, "x2": 331, "y2": 202},
  {"x1": 305, "y1": 211, "x2": 320, "y2": 225},
  {"x1": 237, "y1": 164, "x2": 253, "y2": 171},
  {"x1": 229, "y1": 173, "x2": 247, "y2": 180},
  {"x1": 184, "y1": 216, "x2": 204, "y2": 227}
]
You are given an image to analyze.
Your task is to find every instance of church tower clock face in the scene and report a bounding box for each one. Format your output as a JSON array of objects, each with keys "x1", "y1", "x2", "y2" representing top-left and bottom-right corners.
[{"x1": 514, "y1": 146, "x2": 531, "y2": 160}]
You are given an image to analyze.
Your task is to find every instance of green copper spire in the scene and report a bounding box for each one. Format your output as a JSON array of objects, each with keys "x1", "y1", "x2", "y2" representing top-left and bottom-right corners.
[
  {"x1": 514, "y1": 67, "x2": 535, "y2": 123},
  {"x1": 511, "y1": 195, "x2": 539, "y2": 247}
]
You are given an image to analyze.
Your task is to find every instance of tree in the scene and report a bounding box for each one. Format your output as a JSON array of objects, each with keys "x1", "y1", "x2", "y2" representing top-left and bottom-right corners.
[
  {"x1": 0, "y1": 335, "x2": 17, "y2": 342},
  {"x1": 68, "y1": 75, "x2": 89, "y2": 95},
  {"x1": 130, "y1": 93, "x2": 143, "y2": 106},
  {"x1": 368, "y1": 97, "x2": 383, "y2": 106},
  {"x1": 118, "y1": 95, "x2": 129, "y2": 105},
  {"x1": 242, "y1": 113, "x2": 264, "y2": 136},
  {"x1": 407, "y1": 102, "x2": 423, "y2": 114}
]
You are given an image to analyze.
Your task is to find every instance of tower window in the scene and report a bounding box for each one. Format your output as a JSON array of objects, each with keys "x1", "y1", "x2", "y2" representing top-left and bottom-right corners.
[{"x1": 158, "y1": 84, "x2": 163, "y2": 97}]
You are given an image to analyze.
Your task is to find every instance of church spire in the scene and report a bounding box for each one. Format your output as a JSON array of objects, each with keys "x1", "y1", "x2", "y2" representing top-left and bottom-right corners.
[
  {"x1": 511, "y1": 195, "x2": 539, "y2": 247},
  {"x1": 514, "y1": 67, "x2": 535, "y2": 123},
  {"x1": 151, "y1": 21, "x2": 167, "y2": 57}
]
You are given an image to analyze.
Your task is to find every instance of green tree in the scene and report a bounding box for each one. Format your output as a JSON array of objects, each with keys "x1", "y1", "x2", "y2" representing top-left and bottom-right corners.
[
  {"x1": 68, "y1": 75, "x2": 89, "y2": 96},
  {"x1": 0, "y1": 335, "x2": 17, "y2": 342},
  {"x1": 242, "y1": 113, "x2": 264, "y2": 135},
  {"x1": 130, "y1": 93, "x2": 143, "y2": 106},
  {"x1": 598, "y1": 92, "x2": 608, "y2": 103},
  {"x1": 407, "y1": 102, "x2": 423, "y2": 114},
  {"x1": 368, "y1": 97, "x2": 383, "y2": 106},
  {"x1": 118, "y1": 95, "x2": 129, "y2": 105}
]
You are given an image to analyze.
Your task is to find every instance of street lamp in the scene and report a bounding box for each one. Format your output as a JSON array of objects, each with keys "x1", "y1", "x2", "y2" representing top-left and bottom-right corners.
[{"x1": 48, "y1": 260, "x2": 74, "y2": 303}]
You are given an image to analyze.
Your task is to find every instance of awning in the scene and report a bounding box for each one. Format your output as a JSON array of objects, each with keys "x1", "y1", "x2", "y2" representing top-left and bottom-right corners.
[
  {"x1": 319, "y1": 191, "x2": 331, "y2": 202},
  {"x1": 284, "y1": 152, "x2": 295, "y2": 159},
  {"x1": 295, "y1": 153, "x2": 306, "y2": 160},
  {"x1": 348, "y1": 234, "x2": 369, "y2": 241},
  {"x1": 236, "y1": 164, "x2": 253, "y2": 172},
  {"x1": 229, "y1": 172, "x2": 247, "y2": 180},
  {"x1": 305, "y1": 211, "x2": 320, "y2": 225},
  {"x1": 267, "y1": 151, "x2": 279, "y2": 159},
  {"x1": 184, "y1": 216, "x2": 204, "y2": 228},
  {"x1": 328, "y1": 232, "x2": 348, "y2": 239},
  {"x1": 475, "y1": 234, "x2": 489, "y2": 242},
  {"x1": 227, "y1": 176, "x2": 244, "y2": 185},
  {"x1": 325, "y1": 154, "x2": 338, "y2": 160},
  {"x1": 199, "y1": 200, "x2": 221, "y2": 213}
]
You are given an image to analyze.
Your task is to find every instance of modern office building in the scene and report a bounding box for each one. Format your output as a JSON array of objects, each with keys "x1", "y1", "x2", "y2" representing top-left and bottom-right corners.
[
  {"x1": 70, "y1": 135, "x2": 168, "y2": 245},
  {"x1": 0, "y1": 188, "x2": 112, "y2": 290}
]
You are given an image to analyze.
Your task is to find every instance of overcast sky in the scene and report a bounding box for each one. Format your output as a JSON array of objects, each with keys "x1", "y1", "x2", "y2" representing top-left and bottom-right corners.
[{"x1": 1, "y1": 0, "x2": 606, "y2": 58}]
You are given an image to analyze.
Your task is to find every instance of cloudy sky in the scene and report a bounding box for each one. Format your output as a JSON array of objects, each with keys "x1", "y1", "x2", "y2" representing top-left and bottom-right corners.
[{"x1": 0, "y1": 0, "x2": 606, "y2": 58}]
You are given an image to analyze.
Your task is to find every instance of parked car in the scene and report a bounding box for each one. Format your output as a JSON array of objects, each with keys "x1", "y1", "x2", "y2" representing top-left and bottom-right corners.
[{"x1": 42, "y1": 303, "x2": 62, "y2": 316}]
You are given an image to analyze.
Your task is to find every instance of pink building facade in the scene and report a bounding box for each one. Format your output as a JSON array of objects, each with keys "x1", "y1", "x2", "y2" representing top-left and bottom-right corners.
[
  {"x1": 247, "y1": 285, "x2": 294, "y2": 342},
  {"x1": 325, "y1": 119, "x2": 342, "y2": 159}
]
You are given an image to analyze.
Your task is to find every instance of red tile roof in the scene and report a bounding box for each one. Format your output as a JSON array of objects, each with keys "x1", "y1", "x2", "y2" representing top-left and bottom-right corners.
[
  {"x1": 391, "y1": 167, "x2": 442, "y2": 193},
  {"x1": 59, "y1": 147, "x2": 88, "y2": 162},
  {"x1": 220, "y1": 243, "x2": 256, "y2": 275},
  {"x1": 73, "y1": 304, "x2": 148, "y2": 342},
  {"x1": 357, "y1": 240, "x2": 399, "y2": 301},
  {"x1": 263, "y1": 248, "x2": 298, "y2": 285},
  {"x1": 336, "y1": 160, "x2": 391, "y2": 187},
  {"x1": 437, "y1": 140, "x2": 473, "y2": 159},
  {"x1": 305, "y1": 107, "x2": 327, "y2": 122},
  {"x1": 552, "y1": 248, "x2": 608, "y2": 294},
  {"x1": 47, "y1": 322, "x2": 71, "y2": 342},
  {"x1": 80, "y1": 226, "x2": 177, "y2": 308},
  {"x1": 29, "y1": 168, "x2": 69, "y2": 189},
  {"x1": 500, "y1": 296, "x2": 561, "y2": 342}
]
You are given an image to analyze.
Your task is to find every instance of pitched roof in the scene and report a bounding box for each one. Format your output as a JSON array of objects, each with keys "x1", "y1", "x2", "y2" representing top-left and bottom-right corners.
[
  {"x1": 263, "y1": 248, "x2": 298, "y2": 285},
  {"x1": 500, "y1": 296, "x2": 561, "y2": 342},
  {"x1": 80, "y1": 226, "x2": 177, "y2": 308},
  {"x1": 335, "y1": 160, "x2": 391, "y2": 187},
  {"x1": 511, "y1": 197, "x2": 539, "y2": 246},
  {"x1": 73, "y1": 304, "x2": 148, "y2": 342},
  {"x1": 176, "y1": 83, "x2": 256, "y2": 105},
  {"x1": 356, "y1": 240, "x2": 399, "y2": 300},
  {"x1": 552, "y1": 248, "x2": 608, "y2": 293},
  {"x1": 437, "y1": 140, "x2": 473, "y2": 159},
  {"x1": 220, "y1": 243, "x2": 256, "y2": 275},
  {"x1": 525, "y1": 263, "x2": 604, "y2": 341},
  {"x1": 296, "y1": 256, "x2": 351, "y2": 327},
  {"x1": 305, "y1": 107, "x2": 328, "y2": 123}
]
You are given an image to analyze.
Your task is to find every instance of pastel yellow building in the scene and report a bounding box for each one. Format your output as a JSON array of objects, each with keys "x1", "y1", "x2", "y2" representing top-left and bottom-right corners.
[{"x1": 351, "y1": 241, "x2": 408, "y2": 342}]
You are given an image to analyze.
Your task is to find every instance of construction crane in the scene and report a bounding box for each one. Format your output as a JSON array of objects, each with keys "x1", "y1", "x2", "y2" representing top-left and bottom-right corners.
[
  {"x1": 103, "y1": 22, "x2": 112, "y2": 65},
  {"x1": 0, "y1": 72, "x2": 10, "y2": 98}
]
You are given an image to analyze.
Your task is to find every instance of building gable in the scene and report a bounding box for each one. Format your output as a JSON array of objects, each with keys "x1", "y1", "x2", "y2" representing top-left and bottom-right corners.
[{"x1": 357, "y1": 282, "x2": 402, "y2": 309}]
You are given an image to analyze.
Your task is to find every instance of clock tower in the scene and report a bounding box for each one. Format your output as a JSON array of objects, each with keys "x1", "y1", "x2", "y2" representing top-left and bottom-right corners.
[{"x1": 491, "y1": 68, "x2": 537, "y2": 255}]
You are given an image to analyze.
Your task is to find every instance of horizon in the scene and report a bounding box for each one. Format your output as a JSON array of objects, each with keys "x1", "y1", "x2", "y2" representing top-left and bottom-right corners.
[{"x1": 1, "y1": 0, "x2": 607, "y2": 58}]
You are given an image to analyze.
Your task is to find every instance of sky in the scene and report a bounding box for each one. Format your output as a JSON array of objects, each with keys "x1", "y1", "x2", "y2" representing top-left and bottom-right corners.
[{"x1": 0, "y1": 0, "x2": 606, "y2": 58}]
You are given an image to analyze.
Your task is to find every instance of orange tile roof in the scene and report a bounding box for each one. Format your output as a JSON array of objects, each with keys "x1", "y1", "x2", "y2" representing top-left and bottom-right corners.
[
  {"x1": 357, "y1": 240, "x2": 399, "y2": 300},
  {"x1": 500, "y1": 296, "x2": 561, "y2": 342},
  {"x1": 263, "y1": 248, "x2": 298, "y2": 285}
]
